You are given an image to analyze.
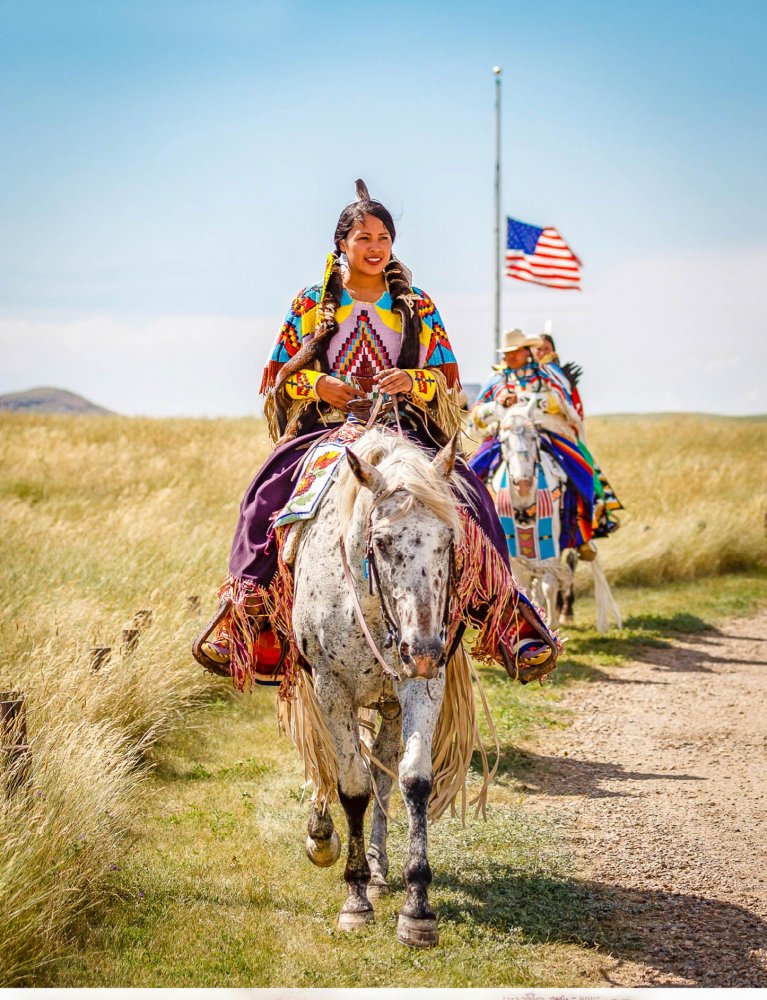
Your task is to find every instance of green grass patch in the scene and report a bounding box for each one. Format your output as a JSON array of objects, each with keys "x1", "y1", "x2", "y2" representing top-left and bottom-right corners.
[{"x1": 49, "y1": 570, "x2": 767, "y2": 987}]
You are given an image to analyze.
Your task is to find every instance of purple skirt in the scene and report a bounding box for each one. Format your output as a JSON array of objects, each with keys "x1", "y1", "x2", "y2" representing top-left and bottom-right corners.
[{"x1": 228, "y1": 424, "x2": 510, "y2": 587}]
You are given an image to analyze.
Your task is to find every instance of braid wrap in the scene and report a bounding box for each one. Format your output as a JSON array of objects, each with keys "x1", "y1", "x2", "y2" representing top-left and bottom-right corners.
[{"x1": 271, "y1": 253, "x2": 345, "y2": 433}]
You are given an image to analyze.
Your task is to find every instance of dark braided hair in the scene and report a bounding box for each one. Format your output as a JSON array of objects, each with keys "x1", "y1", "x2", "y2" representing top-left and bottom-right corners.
[{"x1": 274, "y1": 179, "x2": 422, "y2": 403}]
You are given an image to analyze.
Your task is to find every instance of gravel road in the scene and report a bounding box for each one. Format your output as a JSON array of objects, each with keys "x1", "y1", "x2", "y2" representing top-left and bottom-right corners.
[{"x1": 526, "y1": 610, "x2": 767, "y2": 987}]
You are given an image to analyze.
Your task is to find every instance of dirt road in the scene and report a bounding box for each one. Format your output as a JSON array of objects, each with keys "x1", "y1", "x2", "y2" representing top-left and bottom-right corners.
[{"x1": 526, "y1": 610, "x2": 767, "y2": 987}]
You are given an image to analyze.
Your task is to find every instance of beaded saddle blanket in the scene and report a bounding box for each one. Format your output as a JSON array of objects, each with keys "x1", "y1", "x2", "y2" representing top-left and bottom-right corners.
[{"x1": 273, "y1": 419, "x2": 366, "y2": 530}]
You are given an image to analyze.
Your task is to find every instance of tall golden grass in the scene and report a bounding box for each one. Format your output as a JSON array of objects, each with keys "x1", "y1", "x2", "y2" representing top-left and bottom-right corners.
[
  {"x1": 587, "y1": 414, "x2": 767, "y2": 584},
  {"x1": 0, "y1": 411, "x2": 764, "y2": 983},
  {"x1": 0, "y1": 414, "x2": 270, "y2": 984}
]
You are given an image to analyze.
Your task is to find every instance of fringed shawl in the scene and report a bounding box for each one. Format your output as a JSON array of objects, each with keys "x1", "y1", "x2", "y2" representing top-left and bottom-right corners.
[{"x1": 261, "y1": 282, "x2": 463, "y2": 444}]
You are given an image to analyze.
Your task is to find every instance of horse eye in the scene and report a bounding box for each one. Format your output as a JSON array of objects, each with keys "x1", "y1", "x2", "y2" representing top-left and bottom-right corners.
[{"x1": 375, "y1": 535, "x2": 392, "y2": 550}]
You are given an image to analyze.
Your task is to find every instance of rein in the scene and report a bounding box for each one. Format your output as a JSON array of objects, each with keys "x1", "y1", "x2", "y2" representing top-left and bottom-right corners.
[{"x1": 338, "y1": 403, "x2": 455, "y2": 683}]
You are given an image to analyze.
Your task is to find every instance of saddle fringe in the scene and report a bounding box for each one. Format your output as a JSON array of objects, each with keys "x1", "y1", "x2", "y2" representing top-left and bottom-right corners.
[{"x1": 276, "y1": 644, "x2": 499, "y2": 823}]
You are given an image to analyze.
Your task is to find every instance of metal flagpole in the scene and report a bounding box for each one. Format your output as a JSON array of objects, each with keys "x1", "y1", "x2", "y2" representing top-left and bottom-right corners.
[{"x1": 493, "y1": 66, "x2": 502, "y2": 354}]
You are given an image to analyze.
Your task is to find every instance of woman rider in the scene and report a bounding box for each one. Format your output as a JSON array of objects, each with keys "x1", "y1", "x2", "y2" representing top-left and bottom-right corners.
[{"x1": 193, "y1": 181, "x2": 560, "y2": 689}]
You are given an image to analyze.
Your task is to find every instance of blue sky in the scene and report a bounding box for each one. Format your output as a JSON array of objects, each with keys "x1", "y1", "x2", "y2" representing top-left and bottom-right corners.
[{"x1": 1, "y1": 0, "x2": 766, "y2": 414}]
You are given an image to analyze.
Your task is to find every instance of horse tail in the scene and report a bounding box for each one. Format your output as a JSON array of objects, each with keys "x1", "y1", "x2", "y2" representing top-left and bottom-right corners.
[{"x1": 590, "y1": 550, "x2": 622, "y2": 632}]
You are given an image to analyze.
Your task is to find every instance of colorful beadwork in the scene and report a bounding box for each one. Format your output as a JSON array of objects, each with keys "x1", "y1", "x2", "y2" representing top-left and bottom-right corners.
[{"x1": 261, "y1": 283, "x2": 461, "y2": 395}]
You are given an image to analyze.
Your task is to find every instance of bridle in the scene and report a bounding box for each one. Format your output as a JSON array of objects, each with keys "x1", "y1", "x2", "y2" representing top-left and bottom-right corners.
[
  {"x1": 502, "y1": 415, "x2": 541, "y2": 518},
  {"x1": 339, "y1": 479, "x2": 455, "y2": 685}
]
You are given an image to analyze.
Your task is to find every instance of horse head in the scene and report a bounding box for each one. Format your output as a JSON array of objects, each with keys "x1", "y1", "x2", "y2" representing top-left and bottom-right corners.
[
  {"x1": 497, "y1": 402, "x2": 540, "y2": 507},
  {"x1": 343, "y1": 432, "x2": 463, "y2": 681}
]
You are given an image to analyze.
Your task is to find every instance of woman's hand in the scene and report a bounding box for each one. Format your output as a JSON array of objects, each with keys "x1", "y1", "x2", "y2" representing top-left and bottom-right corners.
[
  {"x1": 315, "y1": 375, "x2": 365, "y2": 410},
  {"x1": 373, "y1": 368, "x2": 414, "y2": 395}
]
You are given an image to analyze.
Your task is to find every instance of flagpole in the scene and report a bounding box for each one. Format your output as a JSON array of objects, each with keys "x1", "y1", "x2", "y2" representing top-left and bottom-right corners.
[{"x1": 493, "y1": 65, "x2": 502, "y2": 354}]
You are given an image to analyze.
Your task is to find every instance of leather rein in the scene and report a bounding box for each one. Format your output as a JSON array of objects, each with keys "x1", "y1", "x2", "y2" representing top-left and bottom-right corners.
[{"x1": 338, "y1": 395, "x2": 455, "y2": 684}]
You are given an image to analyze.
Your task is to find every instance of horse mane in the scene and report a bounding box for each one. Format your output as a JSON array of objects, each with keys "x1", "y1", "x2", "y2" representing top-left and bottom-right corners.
[{"x1": 336, "y1": 429, "x2": 472, "y2": 537}]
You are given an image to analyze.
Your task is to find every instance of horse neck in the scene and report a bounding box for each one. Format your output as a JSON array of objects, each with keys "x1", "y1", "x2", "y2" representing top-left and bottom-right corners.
[{"x1": 508, "y1": 464, "x2": 538, "y2": 512}]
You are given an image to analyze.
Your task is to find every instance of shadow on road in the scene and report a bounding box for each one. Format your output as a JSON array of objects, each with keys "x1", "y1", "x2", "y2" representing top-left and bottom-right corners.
[
  {"x1": 487, "y1": 745, "x2": 701, "y2": 796},
  {"x1": 435, "y1": 865, "x2": 767, "y2": 987}
]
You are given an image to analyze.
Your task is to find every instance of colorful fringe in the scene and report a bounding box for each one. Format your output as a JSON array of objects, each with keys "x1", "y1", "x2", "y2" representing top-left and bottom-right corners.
[
  {"x1": 217, "y1": 538, "x2": 301, "y2": 695},
  {"x1": 221, "y1": 507, "x2": 560, "y2": 695},
  {"x1": 453, "y1": 511, "x2": 562, "y2": 663}
]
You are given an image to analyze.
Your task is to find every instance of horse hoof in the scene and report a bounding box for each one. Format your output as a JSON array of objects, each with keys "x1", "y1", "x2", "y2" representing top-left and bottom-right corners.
[
  {"x1": 338, "y1": 908, "x2": 375, "y2": 931},
  {"x1": 367, "y1": 880, "x2": 389, "y2": 901},
  {"x1": 397, "y1": 913, "x2": 439, "y2": 948},
  {"x1": 305, "y1": 831, "x2": 341, "y2": 868}
]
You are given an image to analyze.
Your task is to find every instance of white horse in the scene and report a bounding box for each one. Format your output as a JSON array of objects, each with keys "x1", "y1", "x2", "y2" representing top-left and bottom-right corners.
[
  {"x1": 284, "y1": 428, "x2": 476, "y2": 948},
  {"x1": 494, "y1": 401, "x2": 573, "y2": 628},
  {"x1": 475, "y1": 395, "x2": 621, "y2": 633}
]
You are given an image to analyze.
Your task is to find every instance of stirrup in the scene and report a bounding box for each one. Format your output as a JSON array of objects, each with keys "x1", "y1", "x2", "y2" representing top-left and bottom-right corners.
[
  {"x1": 500, "y1": 641, "x2": 557, "y2": 684},
  {"x1": 499, "y1": 601, "x2": 559, "y2": 684},
  {"x1": 192, "y1": 598, "x2": 234, "y2": 677}
]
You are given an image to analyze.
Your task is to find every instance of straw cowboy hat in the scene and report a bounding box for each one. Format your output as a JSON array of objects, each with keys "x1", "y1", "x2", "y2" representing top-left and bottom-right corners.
[{"x1": 496, "y1": 328, "x2": 544, "y2": 354}]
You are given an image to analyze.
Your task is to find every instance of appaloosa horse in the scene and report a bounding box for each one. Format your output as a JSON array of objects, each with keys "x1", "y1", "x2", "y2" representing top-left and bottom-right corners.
[{"x1": 289, "y1": 428, "x2": 468, "y2": 947}]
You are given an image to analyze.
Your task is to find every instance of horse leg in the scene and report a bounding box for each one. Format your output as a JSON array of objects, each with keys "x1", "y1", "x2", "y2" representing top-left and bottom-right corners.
[
  {"x1": 396, "y1": 677, "x2": 445, "y2": 948},
  {"x1": 561, "y1": 549, "x2": 577, "y2": 624},
  {"x1": 305, "y1": 804, "x2": 341, "y2": 868},
  {"x1": 541, "y1": 568, "x2": 560, "y2": 629},
  {"x1": 366, "y1": 703, "x2": 402, "y2": 899},
  {"x1": 315, "y1": 682, "x2": 374, "y2": 930}
]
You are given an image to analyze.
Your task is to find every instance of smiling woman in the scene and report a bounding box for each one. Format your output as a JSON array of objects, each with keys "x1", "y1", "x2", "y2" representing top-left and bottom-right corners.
[{"x1": 192, "y1": 178, "x2": 561, "y2": 694}]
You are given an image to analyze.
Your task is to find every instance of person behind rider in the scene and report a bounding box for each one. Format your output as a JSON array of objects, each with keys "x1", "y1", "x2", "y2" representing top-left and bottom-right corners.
[
  {"x1": 469, "y1": 328, "x2": 582, "y2": 475},
  {"x1": 193, "y1": 182, "x2": 561, "y2": 689},
  {"x1": 532, "y1": 331, "x2": 622, "y2": 541},
  {"x1": 469, "y1": 326, "x2": 594, "y2": 555}
]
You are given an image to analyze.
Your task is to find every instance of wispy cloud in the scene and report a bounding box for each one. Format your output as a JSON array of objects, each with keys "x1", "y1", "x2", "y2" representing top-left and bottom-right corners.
[
  {"x1": 2, "y1": 247, "x2": 765, "y2": 416},
  {"x1": 0, "y1": 313, "x2": 274, "y2": 416},
  {"x1": 440, "y1": 246, "x2": 767, "y2": 415}
]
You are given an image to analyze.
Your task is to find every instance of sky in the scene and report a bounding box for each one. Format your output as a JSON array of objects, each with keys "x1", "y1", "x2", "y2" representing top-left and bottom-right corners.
[{"x1": 1, "y1": 0, "x2": 766, "y2": 416}]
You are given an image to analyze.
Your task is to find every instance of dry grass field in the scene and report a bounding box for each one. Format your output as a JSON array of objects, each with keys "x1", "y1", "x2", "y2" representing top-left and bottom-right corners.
[{"x1": 0, "y1": 412, "x2": 765, "y2": 985}]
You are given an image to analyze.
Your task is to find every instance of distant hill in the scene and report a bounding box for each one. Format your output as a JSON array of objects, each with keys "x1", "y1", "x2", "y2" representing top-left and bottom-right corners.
[{"x1": 0, "y1": 387, "x2": 113, "y2": 415}]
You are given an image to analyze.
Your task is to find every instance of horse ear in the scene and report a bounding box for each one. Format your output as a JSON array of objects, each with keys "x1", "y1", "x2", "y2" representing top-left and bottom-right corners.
[
  {"x1": 346, "y1": 447, "x2": 385, "y2": 494},
  {"x1": 432, "y1": 432, "x2": 459, "y2": 480}
]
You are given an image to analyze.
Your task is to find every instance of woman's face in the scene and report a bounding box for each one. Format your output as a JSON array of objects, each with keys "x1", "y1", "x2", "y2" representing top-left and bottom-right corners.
[
  {"x1": 339, "y1": 213, "x2": 393, "y2": 277},
  {"x1": 533, "y1": 336, "x2": 554, "y2": 362}
]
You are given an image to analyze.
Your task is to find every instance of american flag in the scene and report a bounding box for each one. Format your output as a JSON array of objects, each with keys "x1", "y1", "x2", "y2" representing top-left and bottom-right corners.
[{"x1": 505, "y1": 217, "x2": 582, "y2": 290}]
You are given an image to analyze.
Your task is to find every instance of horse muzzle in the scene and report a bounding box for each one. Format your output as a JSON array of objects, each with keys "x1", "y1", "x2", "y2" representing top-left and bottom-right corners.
[
  {"x1": 398, "y1": 637, "x2": 445, "y2": 680},
  {"x1": 513, "y1": 477, "x2": 533, "y2": 497}
]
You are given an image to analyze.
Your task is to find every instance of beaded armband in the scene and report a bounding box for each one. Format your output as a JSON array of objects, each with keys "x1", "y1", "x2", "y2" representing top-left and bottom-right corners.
[
  {"x1": 285, "y1": 369, "x2": 324, "y2": 400},
  {"x1": 404, "y1": 368, "x2": 437, "y2": 402}
]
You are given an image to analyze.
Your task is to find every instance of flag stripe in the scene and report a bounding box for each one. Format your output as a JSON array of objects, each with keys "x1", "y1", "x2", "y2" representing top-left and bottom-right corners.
[
  {"x1": 507, "y1": 259, "x2": 581, "y2": 278},
  {"x1": 506, "y1": 217, "x2": 582, "y2": 290},
  {"x1": 505, "y1": 270, "x2": 580, "y2": 289},
  {"x1": 507, "y1": 268, "x2": 580, "y2": 283},
  {"x1": 506, "y1": 255, "x2": 580, "y2": 272}
]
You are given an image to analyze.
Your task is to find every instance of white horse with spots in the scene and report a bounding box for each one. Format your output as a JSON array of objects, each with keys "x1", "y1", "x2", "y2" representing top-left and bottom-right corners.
[{"x1": 287, "y1": 428, "x2": 468, "y2": 947}]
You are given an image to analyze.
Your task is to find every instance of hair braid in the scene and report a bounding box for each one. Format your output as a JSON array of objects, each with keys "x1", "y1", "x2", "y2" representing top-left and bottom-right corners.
[
  {"x1": 271, "y1": 253, "x2": 344, "y2": 431},
  {"x1": 385, "y1": 257, "x2": 422, "y2": 369}
]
